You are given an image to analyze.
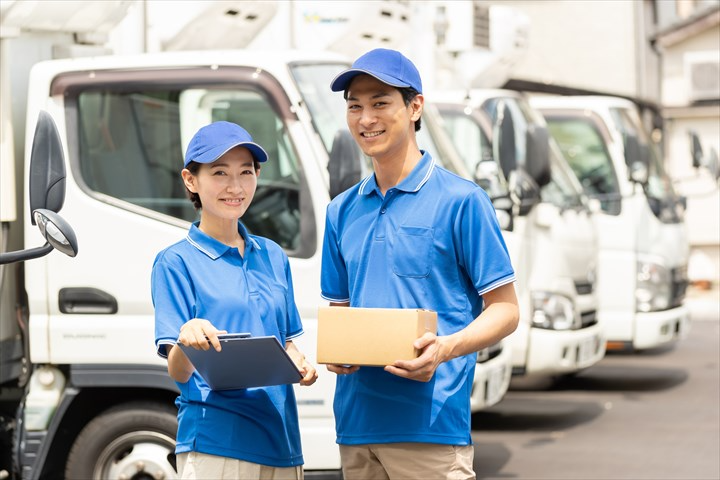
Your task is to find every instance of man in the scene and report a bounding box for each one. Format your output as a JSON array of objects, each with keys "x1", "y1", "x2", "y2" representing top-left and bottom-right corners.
[{"x1": 320, "y1": 48, "x2": 520, "y2": 480}]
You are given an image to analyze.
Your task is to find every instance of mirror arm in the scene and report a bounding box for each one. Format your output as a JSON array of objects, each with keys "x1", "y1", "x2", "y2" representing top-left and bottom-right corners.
[{"x1": 0, "y1": 243, "x2": 54, "y2": 265}]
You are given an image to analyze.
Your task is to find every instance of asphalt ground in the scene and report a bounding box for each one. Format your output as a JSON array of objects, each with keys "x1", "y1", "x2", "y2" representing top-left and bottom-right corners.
[{"x1": 471, "y1": 284, "x2": 720, "y2": 480}]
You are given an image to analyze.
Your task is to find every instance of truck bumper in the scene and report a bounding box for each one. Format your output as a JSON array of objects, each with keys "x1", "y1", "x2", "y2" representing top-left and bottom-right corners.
[
  {"x1": 525, "y1": 323, "x2": 606, "y2": 376},
  {"x1": 633, "y1": 305, "x2": 690, "y2": 350},
  {"x1": 470, "y1": 345, "x2": 512, "y2": 412}
]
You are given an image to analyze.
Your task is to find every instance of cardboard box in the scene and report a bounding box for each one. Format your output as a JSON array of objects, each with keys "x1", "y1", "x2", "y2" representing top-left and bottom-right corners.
[{"x1": 317, "y1": 307, "x2": 438, "y2": 366}]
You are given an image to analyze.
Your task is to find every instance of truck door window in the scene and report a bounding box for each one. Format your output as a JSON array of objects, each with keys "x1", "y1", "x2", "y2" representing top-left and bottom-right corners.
[{"x1": 75, "y1": 84, "x2": 307, "y2": 253}]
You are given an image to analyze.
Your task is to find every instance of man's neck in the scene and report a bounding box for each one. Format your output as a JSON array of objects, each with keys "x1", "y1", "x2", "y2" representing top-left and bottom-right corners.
[{"x1": 372, "y1": 146, "x2": 423, "y2": 195}]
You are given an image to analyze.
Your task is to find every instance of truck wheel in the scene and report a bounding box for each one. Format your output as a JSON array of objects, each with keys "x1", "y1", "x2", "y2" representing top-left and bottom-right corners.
[{"x1": 65, "y1": 402, "x2": 178, "y2": 480}]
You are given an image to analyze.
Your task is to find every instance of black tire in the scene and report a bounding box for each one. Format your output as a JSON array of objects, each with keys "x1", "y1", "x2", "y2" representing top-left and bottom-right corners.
[{"x1": 65, "y1": 402, "x2": 178, "y2": 480}]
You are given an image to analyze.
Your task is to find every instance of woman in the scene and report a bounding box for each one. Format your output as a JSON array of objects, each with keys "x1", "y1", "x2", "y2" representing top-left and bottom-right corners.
[{"x1": 152, "y1": 121, "x2": 317, "y2": 479}]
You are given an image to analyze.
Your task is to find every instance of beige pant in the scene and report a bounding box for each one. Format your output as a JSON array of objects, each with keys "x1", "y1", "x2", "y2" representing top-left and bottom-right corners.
[
  {"x1": 176, "y1": 451, "x2": 303, "y2": 480},
  {"x1": 340, "y1": 443, "x2": 475, "y2": 480}
]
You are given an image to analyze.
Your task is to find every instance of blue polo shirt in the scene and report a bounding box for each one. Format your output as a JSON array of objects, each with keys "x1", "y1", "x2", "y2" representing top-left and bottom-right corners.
[
  {"x1": 152, "y1": 221, "x2": 304, "y2": 467},
  {"x1": 321, "y1": 152, "x2": 514, "y2": 446}
]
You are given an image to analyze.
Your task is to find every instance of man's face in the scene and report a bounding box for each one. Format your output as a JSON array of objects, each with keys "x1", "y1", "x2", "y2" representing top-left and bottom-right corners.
[{"x1": 345, "y1": 74, "x2": 422, "y2": 160}]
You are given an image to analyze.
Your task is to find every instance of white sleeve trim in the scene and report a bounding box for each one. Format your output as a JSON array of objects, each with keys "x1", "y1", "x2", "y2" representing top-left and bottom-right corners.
[
  {"x1": 156, "y1": 340, "x2": 176, "y2": 359},
  {"x1": 320, "y1": 293, "x2": 350, "y2": 303},
  {"x1": 477, "y1": 274, "x2": 516, "y2": 296},
  {"x1": 286, "y1": 329, "x2": 304, "y2": 340}
]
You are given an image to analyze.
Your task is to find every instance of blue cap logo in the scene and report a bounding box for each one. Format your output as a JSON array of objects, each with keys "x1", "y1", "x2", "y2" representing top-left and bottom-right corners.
[
  {"x1": 184, "y1": 121, "x2": 268, "y2": 167},
  {"x1": 330, "y1": 48, "x2": 422, "y2": 94}
]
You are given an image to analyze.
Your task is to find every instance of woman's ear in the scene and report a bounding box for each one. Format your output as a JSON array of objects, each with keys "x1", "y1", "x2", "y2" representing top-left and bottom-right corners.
[
  {"x1": 181, "y1": 168, "x2": 197, "y2": 193},
  {"x1": 255, "y1": 166, "x2": 261, "y2": 178}
]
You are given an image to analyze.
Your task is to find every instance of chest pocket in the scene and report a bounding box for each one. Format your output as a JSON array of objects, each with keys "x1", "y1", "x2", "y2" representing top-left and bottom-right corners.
[{"x1": 392, "y1": 226, "x2": 434, "y2": 278}]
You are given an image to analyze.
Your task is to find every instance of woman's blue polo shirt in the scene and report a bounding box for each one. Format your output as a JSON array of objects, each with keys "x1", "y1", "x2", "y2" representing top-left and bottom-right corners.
[
  {"x1": 152, "y1": 221, "x2": 304, "y2": 467},
  {"x1": 321, "y1": 152, "x2": 515, "y2": 446}
]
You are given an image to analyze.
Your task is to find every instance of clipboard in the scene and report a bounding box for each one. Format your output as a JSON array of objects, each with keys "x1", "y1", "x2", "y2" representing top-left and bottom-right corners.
[{"x1": 178, "y1": 333, "x2": 303, "y2": 390}]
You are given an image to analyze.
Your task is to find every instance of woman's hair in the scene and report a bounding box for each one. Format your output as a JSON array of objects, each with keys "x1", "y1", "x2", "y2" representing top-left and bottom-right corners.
[{"x1": 184, "y1": 159, "x2": 260, "y2": 210}]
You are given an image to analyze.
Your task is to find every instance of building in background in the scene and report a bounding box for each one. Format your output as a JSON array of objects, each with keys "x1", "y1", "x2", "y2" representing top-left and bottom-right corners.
[
  {"x1": 653, "y1": 2, "x2": 720, "y2": 287},
  {"x1": 494, "y1": 0, "x2": 719, "y2": 286}
]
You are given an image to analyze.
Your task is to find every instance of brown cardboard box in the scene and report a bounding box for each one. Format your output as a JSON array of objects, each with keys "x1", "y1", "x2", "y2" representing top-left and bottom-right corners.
[{"x1": 317, "y1": 307, "x2": 438, "y2": 366}]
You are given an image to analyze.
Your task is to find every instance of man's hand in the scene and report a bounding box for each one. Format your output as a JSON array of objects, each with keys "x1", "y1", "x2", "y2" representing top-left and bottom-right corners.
[
  {"x1": 384, "y1": 332, "x2": 449, "y2": 382},
  {"x1": 177, "y1": 318, "x2": 227, "y2": 352}
]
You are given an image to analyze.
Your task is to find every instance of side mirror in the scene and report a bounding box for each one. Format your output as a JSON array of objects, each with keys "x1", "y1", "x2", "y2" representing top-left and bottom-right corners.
[
  {"x1": 29, "y1": 110, "x2": 67, "y2": 224},
  {"x1": 525, "y1": 126, "x2": 551, "y2": 188},
  {"x1": 509, "y1": 168, "x2": 542, "y2": 216},
  {"x1": 0, "y1": 111, "x2": 78, "y2": 265},
  {"x1": 624, "y1": 135, "x2": 648, "y2": 184},
  {"x1": 706, "y1": 147, "x2": 720, "y2": 182},
  {"x1": 689, "y1": 130, "x2": 704, "y2": 169},
  {"x1": 0, "y1": 209, "x2": 78, "y2": 264},
  {"x1": 328, "y1": 129, "x2": 364, "y2": 199},
  {"x1": 493, "y1": 100, "x2": 517, "y2": 180}
]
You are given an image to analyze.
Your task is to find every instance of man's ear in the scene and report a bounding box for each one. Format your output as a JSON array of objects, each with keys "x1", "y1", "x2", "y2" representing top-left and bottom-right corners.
[
  {"x1": 255, "y1": 165, "x2": 261, "y2": 178},
  {"x1": 181, "y1": 169, "x2": 197, "y2": 193},
  {"x1": 410, "y1": 94, "x2": 424, "y2": 122}
]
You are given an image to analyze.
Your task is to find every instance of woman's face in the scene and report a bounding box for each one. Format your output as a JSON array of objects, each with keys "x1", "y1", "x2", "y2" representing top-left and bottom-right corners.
[{"x1": 182, "y1": 146, "x2": 259, "y2": 222}]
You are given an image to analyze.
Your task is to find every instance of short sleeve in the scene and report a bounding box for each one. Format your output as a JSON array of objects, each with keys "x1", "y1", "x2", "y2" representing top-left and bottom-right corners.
[
  {"x1": 455, "y1": 189, "x2": 515, "y2": 295},
  {"x1": 151, "y1": 252, "x2": 194, "y2": 358},
  {"x1": 320, "y1": 205, "x2": 350, "y2": 302}
]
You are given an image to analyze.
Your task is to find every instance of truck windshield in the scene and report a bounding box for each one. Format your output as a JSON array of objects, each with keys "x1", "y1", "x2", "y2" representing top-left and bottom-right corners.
[
  {"x1": 545, "y1": 116, "x2": 621, "y2": 215},
  {"x1": 434, "y1": 106, "x2": 509, "y2": 200},
  {"x1": 290, "y1": 63, "x2": 350, "y2": 155}
]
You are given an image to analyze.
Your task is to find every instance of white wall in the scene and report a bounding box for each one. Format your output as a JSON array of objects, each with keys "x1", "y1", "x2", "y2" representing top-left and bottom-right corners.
[{"x1": 492, "y1": 1, "x2": 639, "y2": 97}]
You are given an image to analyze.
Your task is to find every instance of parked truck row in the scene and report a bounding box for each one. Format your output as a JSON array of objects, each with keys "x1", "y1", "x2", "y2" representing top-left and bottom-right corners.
[{"x1": 0, "y1": 1, "x2": 709, "y2": 479}]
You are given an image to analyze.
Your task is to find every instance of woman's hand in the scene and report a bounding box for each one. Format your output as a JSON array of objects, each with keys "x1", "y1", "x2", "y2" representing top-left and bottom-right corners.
[
  {"x1": 167, "y1": 318, "x2": 226, "y2": 383},
  {"x1": 177, "y1": 318, "x2": 227, "y2": 352}
]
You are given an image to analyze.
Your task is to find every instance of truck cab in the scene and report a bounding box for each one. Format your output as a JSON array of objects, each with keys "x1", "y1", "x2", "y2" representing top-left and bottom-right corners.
[
  {"x1": 432, "y1": 89, "x2": 605, "y2": 378},
  {"x1": 531, "y1": 95, "x2": 690, "y2": 351}
]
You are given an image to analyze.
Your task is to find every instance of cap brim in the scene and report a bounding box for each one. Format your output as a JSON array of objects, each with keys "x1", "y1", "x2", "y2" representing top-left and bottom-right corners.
[
  {"x1": 186, "y1": 141, "x2": 268, "y2": 166},
  {"x1": 330, "y1": 68, "x2": 411, "y2": 92}
]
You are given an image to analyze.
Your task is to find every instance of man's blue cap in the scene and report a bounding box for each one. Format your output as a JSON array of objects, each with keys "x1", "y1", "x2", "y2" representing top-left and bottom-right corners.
[
  {"x1": 184, "y1": 121, "x2": 268, "y2": 167},
  {"x1": 330, "y1": 48, "x2": 422, "y2": 94}
]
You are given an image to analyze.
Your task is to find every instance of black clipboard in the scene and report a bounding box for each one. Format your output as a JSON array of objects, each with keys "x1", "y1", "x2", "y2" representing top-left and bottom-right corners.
[{"x1": 178, "y1": 333, "x2": 303, "y2": 390}]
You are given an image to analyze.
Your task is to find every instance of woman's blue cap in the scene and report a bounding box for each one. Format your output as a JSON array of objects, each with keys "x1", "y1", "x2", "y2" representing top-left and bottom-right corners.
[
  {"x1": 184, "y1": 121, "x2": 268, "y2": 167},
  {"x1": 330, "y1": 48, "x2": 423, "y2": 94}
]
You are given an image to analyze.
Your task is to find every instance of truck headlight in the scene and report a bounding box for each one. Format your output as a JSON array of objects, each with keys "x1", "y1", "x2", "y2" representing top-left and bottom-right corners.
[
  {"x1": 531, "y1": 292, "x2": 579, "y2": 330},
  {"x1": 636, "y1": 260, "x2": 672, "y2": 312}
]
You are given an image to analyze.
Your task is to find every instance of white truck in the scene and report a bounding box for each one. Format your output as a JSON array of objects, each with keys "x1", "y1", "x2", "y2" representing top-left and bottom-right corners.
[
  {"x1": 531, "y1": 95, "x2": 691, "y2": 351},
  {"x1": 431, "y1": 89, "x2": 606, "y2": 378}
]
